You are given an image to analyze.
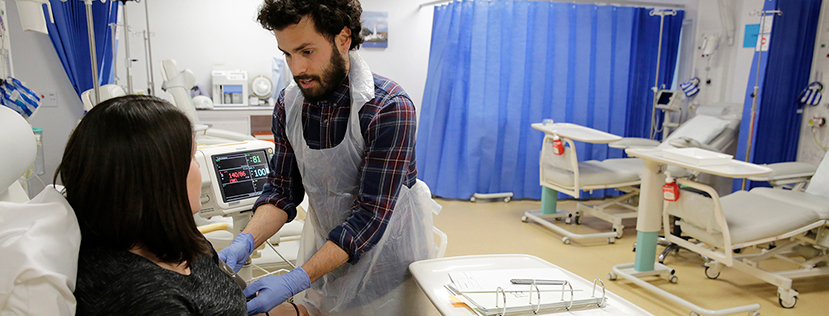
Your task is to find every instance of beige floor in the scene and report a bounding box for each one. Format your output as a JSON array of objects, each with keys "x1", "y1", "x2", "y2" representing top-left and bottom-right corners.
[{"x1": 432, "y1": 198, "x2": 829, "y2": 316}]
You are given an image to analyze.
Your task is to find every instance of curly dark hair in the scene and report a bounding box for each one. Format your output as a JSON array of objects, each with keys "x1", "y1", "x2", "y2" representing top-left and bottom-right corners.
[{"x1": 257, "y1": 0, "x2": 364, "y2": 50}]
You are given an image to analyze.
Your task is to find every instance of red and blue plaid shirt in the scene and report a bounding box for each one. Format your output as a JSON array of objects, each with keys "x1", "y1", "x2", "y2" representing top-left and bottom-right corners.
[{"x1": 253, "y1": 73, "x2": 418, "y2": 264}]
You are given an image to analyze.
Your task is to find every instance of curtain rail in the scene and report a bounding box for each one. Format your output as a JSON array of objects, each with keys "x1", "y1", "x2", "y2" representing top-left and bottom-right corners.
[{"x1": 419, "y1": 0, "x2": 685, "y2": 9}]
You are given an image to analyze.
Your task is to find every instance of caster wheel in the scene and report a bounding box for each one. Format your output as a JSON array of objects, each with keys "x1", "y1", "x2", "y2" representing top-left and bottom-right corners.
[
  {"x1": 690, "y1": 312, "x2": 700, "y2": 316},
  {"x1": 608, "y1": 272, "x2": 617, "y2": 281},
  {"x1": 733, "y1": 248, "x2": 742, "y2": 254},
  {"x1": 669, "y1": 275, "x2": 678, "y2": 284},
  {"x1": 779, "y1": 295, "x2": 797, "y2": 309},
  {"x1": 521, "y1": 216, "x2": 529, "y2": 223},
  {"x1": 565, "y1": 214, "x2": 572, "y2": 224},
  {"x1": 504, "y1": 197, "x2": 511, "y2": 203},
  {"x1": 613, "y1": 226, "x2": 624, "y2": 239},
  {"x1": 470, "y1": 196, "x2": 476, "y2": 202},
  {"x1": 574, "y1": 216, "x2": 582, "y2": 225},
  {"x1": 748, "y1": 312, "x2": 760, "y2": 316},
  {"x1": 705, "y1": 267, "x2": 720, "y2": 280},
  {"x1": 607, "y1": 237, "x2": 616, "y2": 244},
  {"x1": 562, "y1": 237, "x2": 571, "y2": 245}
]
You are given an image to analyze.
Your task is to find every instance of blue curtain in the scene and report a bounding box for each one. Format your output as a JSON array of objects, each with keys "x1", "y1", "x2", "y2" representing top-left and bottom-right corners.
[
  {"x1": 417, "y1": 0, "x2": 684, "y2": 200},
  {"x1": 43, "y1": 0, "x2": 120, "y2": 99},
  {"x1": 734, "y1": 0, "x2": 821, "y2": 191}
]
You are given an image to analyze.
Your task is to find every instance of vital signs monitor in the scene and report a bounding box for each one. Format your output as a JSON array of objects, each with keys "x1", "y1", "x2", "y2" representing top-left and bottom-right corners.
[{"x1": 195, "y1": 140, "x2": 275, "y2": 218}]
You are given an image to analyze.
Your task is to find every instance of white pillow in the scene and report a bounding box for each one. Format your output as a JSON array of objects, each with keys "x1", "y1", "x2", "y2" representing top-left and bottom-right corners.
[{"x1": 657, "y1": 115, "x2": 731, "y2": 149}]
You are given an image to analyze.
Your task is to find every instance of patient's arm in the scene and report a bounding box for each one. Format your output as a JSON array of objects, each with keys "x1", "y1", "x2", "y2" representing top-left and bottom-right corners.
[{"x1": 254, "y1": 302, "x2": 309, "y2": 316}]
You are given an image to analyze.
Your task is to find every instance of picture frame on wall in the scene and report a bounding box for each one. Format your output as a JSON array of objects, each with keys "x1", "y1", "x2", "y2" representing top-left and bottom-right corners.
[{"x1": 362, "y1": 11, "x2": 388, "y2": 48}]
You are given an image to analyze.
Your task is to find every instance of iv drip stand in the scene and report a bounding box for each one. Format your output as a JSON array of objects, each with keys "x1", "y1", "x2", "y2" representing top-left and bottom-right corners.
[
  {"x1": 143, "y1": 0, "x2": 155, "y2": 96},
  {"x1": 83, "y1": 0, "x2": 100, "y2": 105},
  {"x1": 741, "y1": 9, "x2": 782, "y2": 191},
  {"x1": 648, "y1": 9, "x2": 677, "y2": 140}
]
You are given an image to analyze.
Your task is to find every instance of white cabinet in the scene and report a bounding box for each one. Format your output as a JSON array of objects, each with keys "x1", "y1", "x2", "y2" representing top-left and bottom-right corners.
[{"x1": 196, "y1": 107, "x2": 274, "y2": 136}]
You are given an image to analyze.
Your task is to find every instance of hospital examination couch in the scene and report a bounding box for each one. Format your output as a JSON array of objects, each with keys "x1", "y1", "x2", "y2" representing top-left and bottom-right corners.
[
  {"x1": 663, "y1": 149, "x2": 829, "y2": 309},
  {"x1": 527, "y1": 103, "x2": 743, "y2": 245},
  {"x1": 0, "y1": 106, "x2": 79, "y2": 315},
  {"x1": 160, "y1": 59, "x2": 256, "y2": 145}
]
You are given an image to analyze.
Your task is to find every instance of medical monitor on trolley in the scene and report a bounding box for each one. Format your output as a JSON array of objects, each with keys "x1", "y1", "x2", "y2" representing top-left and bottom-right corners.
[
  {"x1": 195, "y1": 140, "x2": 274, "y2": 218},
  {"x1": 655, "y1": 89, "x2": 681, "y2": 111}
]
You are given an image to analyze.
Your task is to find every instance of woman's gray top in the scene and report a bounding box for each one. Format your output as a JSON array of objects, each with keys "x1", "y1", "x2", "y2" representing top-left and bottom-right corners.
[{"x1": 74, "y1": 246, "x2": 246, "y2": 316}]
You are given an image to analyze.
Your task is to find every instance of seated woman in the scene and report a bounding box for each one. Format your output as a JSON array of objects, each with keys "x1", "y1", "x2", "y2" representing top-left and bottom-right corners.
[{"x1": 57, "y1": 95, "x2": 305, "y2": 316}]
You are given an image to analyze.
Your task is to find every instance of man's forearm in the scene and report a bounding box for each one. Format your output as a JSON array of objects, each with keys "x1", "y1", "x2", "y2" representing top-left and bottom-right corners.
[
  {"x1": 243, "y1": 204, "x2": 289, "y2": 247},
  {"x1": 301, "y1": 240, "x2": 349, "y2": 282}
]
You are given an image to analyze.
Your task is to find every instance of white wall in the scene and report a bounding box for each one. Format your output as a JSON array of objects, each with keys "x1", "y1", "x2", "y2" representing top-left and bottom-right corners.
[
  {"x1": 21, "y1": 0, "x2": 801, "y2": 196},
  {"x1": 688, "y1": 0, "x2": 763, "y2": 108},
  {"x1": 7, "y1": 1, "x2": 85, "y2": 195},
  {"x1": 691, "y1": 0, "x2": 829, "y2": 166},
  {"x1": 7, "y1": 0, "x2": 435, "y2": 197},
  {"x1": 798, "y1": 0, "x2": 829, "y2": 165},
  {"x1": 120, "y1": 0, "x2": 434, "y2": 114}
]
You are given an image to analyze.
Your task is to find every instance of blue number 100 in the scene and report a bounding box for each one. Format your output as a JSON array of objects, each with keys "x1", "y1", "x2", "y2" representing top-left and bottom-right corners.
[{"x1": 254, "y1": 169, "x2": 268, "y2": 177}]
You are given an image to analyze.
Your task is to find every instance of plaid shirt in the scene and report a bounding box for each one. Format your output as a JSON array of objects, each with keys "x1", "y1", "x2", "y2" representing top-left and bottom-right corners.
[{"x1": 253, "y1": 73, "x2": 418, "y2": 264}]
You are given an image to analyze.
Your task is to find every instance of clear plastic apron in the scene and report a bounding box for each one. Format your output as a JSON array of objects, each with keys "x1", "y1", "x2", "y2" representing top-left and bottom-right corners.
[{"x1": 284, "y1": 52, "x2": 439, "y2": 315}]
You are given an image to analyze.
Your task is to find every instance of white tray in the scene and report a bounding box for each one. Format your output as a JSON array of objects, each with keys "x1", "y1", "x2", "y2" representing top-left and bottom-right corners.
[{"x1": 662, "y1": 148, "x2": 733, "y2": 166}]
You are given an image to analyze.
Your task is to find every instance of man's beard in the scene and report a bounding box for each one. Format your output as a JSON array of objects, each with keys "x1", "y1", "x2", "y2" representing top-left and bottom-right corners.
[{"x1": 294, "y1": 47, "x2": 348, "y2": 103}]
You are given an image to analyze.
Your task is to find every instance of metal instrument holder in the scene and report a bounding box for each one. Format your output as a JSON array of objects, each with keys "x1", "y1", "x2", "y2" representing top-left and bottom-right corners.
[{"x1": 489, "y1": 279, "x2": 607, "y2": 315}]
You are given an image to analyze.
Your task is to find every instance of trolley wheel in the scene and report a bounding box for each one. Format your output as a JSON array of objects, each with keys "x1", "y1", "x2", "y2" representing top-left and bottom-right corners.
[
  {"x1": 470, "y1": 196, "x2": 476, "y2": 202},
  {"x1": 669, "y1": 275, "x2": 678, "y2": 284},
  {"x1": 779, "y1": 294, "x2": 797, "y2": 309},
  {"x1": 521, "y1": 215, "x2": 529, "y2": 223},
  {"x1": 565, "y1": 214, "x2": 573, "y2": 224},
  {"x1": 562, "y1": 237, "x2": 571, "y2": 245},
  {"x1": 504, "y1": 197, "x2": 511, "y2": 203},
  {"x1": 608, "y1": 272, "x2": 617, "y2": 281},
  {"x1": 574, "y1": 215, "x2": 582, "y2": 225},
  {"x1": 690, "y1": 312, "x2": 700, "y2": 316},
  {"x1": 705, "y1": 267, "x2": 720, "y2": 280},
  {"x1": 607, "y1": 237, "x2": 616, "y2": 244},
  {"x1": 613, "y1": 225, "x2": 624, "y2": 239},
  {"x1": 747, "y1": 311, "x2": 760, "y2": 316}
]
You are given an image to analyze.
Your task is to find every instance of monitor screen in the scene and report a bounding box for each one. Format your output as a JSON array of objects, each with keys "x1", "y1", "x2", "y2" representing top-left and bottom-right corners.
[
  {"x1": 656, "y1": 91, "x2": 675, "y2": 105},
  {"x1": 222, "y1": 84, "x2": 244, "y2": 94},
  {"x1": 212, "y1": 149, "x2": 270, "y2": 203}
]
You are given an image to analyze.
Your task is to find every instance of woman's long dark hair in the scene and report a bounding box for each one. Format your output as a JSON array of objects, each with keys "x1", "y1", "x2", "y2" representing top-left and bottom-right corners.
[{"x1": 56, "y1": 95, "x2": 210, "y2": 267}]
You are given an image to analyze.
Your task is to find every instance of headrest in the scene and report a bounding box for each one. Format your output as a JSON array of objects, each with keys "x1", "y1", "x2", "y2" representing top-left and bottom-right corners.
[
  {"x1": 0, "y1": 106, "x2": 36, "y2": 193},
  {"x1": 160, "y1": 59, "x2": 179, "y2": 82},
  {"x1": 80, "y1": 84, "x2": 126, "y2": 112},
  {"x1": 805, "y1": 150, "x2": 829, "y2": 197},
  {"x1": 161, "y1": 69, "x2": 196, "y2": 92}
]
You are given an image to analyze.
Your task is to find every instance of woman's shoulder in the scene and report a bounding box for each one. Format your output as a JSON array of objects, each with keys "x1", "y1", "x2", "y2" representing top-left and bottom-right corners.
[
  {"x1": 74, "y1": 247, "x2": 189, "y2": 314},
  {"x1": 75, "y1": 248, "x2": 244, "y2": 316}
]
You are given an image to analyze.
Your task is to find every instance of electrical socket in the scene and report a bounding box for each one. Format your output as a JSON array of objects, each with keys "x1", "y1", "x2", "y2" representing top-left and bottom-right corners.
[{"x1": 40, "y1": 91, "x2": 57, "y2": 107}]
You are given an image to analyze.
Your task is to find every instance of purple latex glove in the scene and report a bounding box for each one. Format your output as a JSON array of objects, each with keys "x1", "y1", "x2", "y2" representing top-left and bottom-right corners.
[
  {"x1": 244, "y1": 267, "x2": 311, "y2": 315},
  {"x1": 218, "y1": 233, "x2": 254, "y2": 273}
]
